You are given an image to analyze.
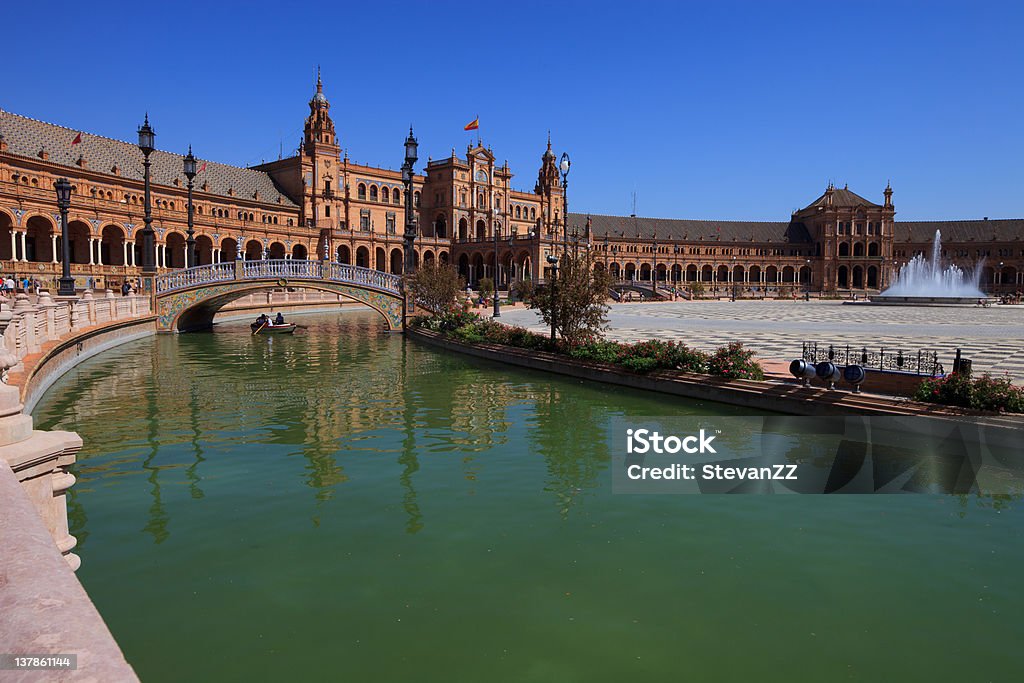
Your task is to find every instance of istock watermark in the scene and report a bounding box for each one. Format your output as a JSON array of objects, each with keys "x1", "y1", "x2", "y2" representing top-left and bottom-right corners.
[{"x1": 610, "y1": 416, "x2": 1024, "y2": 495}]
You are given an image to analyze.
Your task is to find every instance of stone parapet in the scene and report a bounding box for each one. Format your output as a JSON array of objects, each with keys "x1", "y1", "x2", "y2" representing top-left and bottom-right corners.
[{"x1": 0, "y1": 462, "x2": 138, "y2": 681}]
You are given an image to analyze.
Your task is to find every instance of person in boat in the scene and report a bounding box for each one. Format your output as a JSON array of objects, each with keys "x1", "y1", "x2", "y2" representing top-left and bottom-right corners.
[
  {"x1": 274, "y1": 313, "x2": 285, "y2": 325},
  {"x1": 256, "y1": 313, "x2": 269, "y2": 326}
]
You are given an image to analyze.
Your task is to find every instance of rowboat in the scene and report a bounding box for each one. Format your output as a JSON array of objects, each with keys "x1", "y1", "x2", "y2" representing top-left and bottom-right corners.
[{"x1": 251, "y1": 321, "x2": 297, "y2": 334}]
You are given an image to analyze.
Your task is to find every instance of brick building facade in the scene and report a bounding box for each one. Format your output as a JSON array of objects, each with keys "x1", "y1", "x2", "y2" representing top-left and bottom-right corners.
[{"x1": 1, "y1": 76, "x2": 1021, "y2": 295}]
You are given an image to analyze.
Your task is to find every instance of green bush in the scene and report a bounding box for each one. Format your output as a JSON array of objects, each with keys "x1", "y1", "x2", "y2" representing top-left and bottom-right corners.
[
  {"x1": 707, "y1": 342, "x2": 765, "y2": 380},
  {"x1": 568, "y1": 341, "x2": 624, "y2": 364},
  {"x1": 618, "y1": 356, "x2": 661, "y2": 374},
  {"x1": 915, "y1": 373, "x2": 1024, "y2": 413}
]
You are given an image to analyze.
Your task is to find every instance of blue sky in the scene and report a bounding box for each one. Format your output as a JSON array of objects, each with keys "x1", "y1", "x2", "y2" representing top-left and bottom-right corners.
[{"x1": 4, "y1": 1, "x2": 1022, "y2": 220}]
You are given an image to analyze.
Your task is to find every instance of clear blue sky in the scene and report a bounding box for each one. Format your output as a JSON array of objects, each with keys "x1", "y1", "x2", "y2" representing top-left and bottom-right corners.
[{"x1": 4, "y1": 1, "x2": 1022, "y2": 221}]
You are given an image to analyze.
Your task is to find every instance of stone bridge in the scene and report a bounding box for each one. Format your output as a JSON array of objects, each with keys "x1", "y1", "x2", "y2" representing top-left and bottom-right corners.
[{"x1": 153, "y1": 260, "x2": 405, "y2": 332}]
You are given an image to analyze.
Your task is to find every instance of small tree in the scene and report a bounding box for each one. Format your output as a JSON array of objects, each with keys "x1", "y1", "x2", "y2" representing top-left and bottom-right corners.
[
  {"x1": 530, "y1": 250, "x2": 613, "y2": 346},
  {"x1": 408, "y1": 261, "x2": 464, "y2": 313},
  {"x1": 478, "y1": 277, "x2": 495, "y2": 300},
  {"x1": 688, "y1": 281, "x2": 705, "y2": 298},
  {"x1": 513, "y1": 278, "x2": 535, "y2": 304}
]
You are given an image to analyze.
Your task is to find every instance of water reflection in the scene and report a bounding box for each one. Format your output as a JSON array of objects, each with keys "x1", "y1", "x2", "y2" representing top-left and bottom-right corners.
[{"x1": 34, "y1": 310, "x2": 750, "y2": 547}]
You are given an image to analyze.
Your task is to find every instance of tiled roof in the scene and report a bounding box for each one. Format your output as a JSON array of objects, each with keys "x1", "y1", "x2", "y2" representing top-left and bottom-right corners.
[
  {"x1": 799, "y1": 186, "x2": 883, "y2": 211},
  {"x1": 572, "y1": 213, "x2": 812, "y2": 243},
  {"x1": 0, "y1": 110, "x2": 296, "y2": 207},
  {"x1": 893, "y1": 219, "x2": 1024, "y2": 243}
]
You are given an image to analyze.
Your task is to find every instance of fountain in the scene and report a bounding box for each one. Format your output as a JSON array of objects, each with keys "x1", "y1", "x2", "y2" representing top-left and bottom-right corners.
[{"x1": 870, "y1": 230, "x2": 991, "y2": 305}]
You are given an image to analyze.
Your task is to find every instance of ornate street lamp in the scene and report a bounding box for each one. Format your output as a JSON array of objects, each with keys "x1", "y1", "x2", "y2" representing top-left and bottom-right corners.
[
  {"x1": 137, "y1": 115, "x2": 157, "y2": 274},
  {"x1": 651, "y1": 234, "x2": 658, "y2": 297},
  {"x1": 54, "y1": 178, "x2": 75, "y2": 296},
  {"x1": 183, "y1": 146, "x2": 197, "y2": 268},
  {"x1": 402, "y1": 127, "x2": 419, "y2": 276},
  {"x1": 805, "y1": 258, "x2": 811, "y2": 299},
  {"x1": 547, "y1": 254, "x2": 559, "y2": 341},
  {"x1": 731, "y1": 255, "x2": 737, "y2": 301},
  {"x1": 492, "y1": 212, "x2": 501, "y2": 318},
  {"x1": 559, "y1": 152, "x2": 570, "y2": 254}
]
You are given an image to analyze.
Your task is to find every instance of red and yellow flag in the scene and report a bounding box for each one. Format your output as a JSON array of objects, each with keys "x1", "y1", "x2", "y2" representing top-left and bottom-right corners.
[
  {"x1": 464, "y1": 118, "x2": 479, "y2": 131},
  {"x1": 71, "y1": 132, "x2": 82, "y2": 145}
]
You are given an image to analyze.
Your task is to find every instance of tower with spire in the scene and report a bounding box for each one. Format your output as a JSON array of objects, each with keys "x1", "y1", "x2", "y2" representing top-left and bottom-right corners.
[{"x1": 534, "y1": 133, "x2": 563, "y2": 236}]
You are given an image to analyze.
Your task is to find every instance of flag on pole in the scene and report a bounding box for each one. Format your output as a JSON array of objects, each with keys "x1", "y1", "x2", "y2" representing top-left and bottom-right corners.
[
  {"x1": 464, "y1": 117, "x2": 479, "y2": 131},
  {"x1": 71, "y1": 132, "x2": 82, "y2": 145},
  {"x1": 198, "y1": 161, "x2": 207, "y2": 173}
]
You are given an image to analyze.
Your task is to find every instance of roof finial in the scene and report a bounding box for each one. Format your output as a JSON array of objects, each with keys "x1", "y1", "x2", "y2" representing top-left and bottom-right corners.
[
  {"x1": 316, "y1": 65, "x2": 322, "y2": 92},
  {"x1": 547, "y1": 130, "x2": 552, "y2": 149},
  {"x1": 144, "y1": 112, "x2": 149, "y2": 125},
  {"x1": 187, "y1": 143, "x2": 192, "y2": 154}
]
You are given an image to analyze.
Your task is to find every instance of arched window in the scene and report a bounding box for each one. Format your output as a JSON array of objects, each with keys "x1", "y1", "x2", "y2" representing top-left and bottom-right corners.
[
  {"x1": 382, "y1": 187, "x2": 390, "y2": 203},
  {"x1": 358, "y1": 183, "x2": 367, "y2": 200},
  {"x1": 515, "y1": 206, "x2": 521, "y2": 218},
  {"x1": 394, "y1": 190, "x2": 401, "y2": 205},
  {"x1": 370, "y1": 185, "x2": 378, "y2": 202},
  {"x1": 414, "y1": 191, "x2": 421, "y2": 207},
  {"x1": 530, "y1": 208, "x2": 536, "y2": 219}
]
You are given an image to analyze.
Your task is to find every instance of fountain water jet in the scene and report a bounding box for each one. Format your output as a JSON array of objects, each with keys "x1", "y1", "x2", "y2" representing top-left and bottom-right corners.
[{"x1": 870, "y1": 230, "x2": 989, "y2": 305}]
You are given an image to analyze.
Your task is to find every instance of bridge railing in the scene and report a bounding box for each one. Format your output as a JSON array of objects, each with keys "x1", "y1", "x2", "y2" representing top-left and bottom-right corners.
[
  {"x1": 243, "y1": 259, "x2": 323, "y2": 280},
  {"x1": 155, "y1": 260, "x2": 403, "y2": 295},
  {"x1": 327, "y1": 263, "x2": 403, "y2": 293},
  {"x1": 156, "y1": 262, "x2": 235, "y2": 293}
]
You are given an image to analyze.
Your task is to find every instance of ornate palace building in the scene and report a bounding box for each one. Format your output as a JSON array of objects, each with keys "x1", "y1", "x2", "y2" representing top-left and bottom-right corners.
[{"x1": 1, "y1": 75, "x2": 1022, "y2": 296}]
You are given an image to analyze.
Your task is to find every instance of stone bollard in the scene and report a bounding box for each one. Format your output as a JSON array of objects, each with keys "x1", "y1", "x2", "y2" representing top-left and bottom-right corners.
[{"x1": 37, "y1": 290, "x2": 58, "y2": 339}]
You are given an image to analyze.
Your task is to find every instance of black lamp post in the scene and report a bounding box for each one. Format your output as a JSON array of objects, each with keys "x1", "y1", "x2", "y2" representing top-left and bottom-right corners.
[
  {"x1": 402, "y1": 127, "x2": 419, "y2": 275},
  {"x1": 54, "y1": 178, "x2": 75, "y2": 296},
  {"x1": 731, "y1": 255, "x2": 737, "y2": 301},
  {"x1": 547, "y1": 254, "x2": 559, "y2": 341},
  {"x1": 559, "y1": 152, "x2": 570, "y2": 254},
  {"x1": 651, "y1": 234, "x2": 658, "y2": 297},
  {"x1": 183, "y1": 146, "x2": 197, "y2": 268},
  {"x1": 137, "y1": 115, "x2": 156, "y2": 274},
  {"x1": 492, "y1": 211, "x2": 501, "y2": 318},
  {"x1": 805, "y1": 258, "x2": 811, "y2": 300}
]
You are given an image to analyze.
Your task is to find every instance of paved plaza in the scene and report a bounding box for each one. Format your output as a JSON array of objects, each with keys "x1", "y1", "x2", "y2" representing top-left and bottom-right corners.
[{"x1": 499, "y1": 300, "x2": 1024, "y2": 383}]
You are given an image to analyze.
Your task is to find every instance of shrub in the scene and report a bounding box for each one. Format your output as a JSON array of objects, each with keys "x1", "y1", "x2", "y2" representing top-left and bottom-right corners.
[
  {"x1": 568, "y1": 341, "x2": 624, "y2": 364},
  {"x1": 915, "y1": 373, "x2": 1024, "y2": 413},
  {"x1": 671, "y1": 345, "x2": 710, "y2": 374},
  {"x1": 707, "y1": 342, "x2": 765, "y2": 380},
  {"x1": 618, "y1": 356, "x2": 661, "y2": 374},
  {"x1": 914, "y1": 373, "x2": 973, "y2": 408},
  {"x1": 429, "y1": 309, "x2": 482, "y2": 332}
]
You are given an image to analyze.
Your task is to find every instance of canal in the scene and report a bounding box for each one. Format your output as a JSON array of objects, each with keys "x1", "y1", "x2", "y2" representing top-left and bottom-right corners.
[{"x1": 33, "y1": 310, "x2": 1024, "y2": 681}]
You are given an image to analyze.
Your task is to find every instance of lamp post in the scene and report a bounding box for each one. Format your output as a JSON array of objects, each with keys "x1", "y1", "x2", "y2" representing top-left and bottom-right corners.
[
  {"x1": 547, "y1": 254, "x2": 559, "y2": 341},
  {"x1": 183, "y1": 146, "x2": 197, "y2": 268},
  {"x1": 492, "y1": 210, "x2": 501, "y2": 318},
  {"x1": 731, "y1": 255, "x2": 737, "y2": 301},
  {"x1": 651, "y1": 234, "x2": 658, "y2": 297},
  {"x1": 559, "y1": 152, "x2": 570, "y2": 254},
  {"x1": 673, "y1": 245, "x2": 680, "y2": 294},
  {"x1": 137, "y1": 115, "x2": 156, "y2": 274},
  {"x1": 54, "y1": 178, "x2": 75, "y2": 296},
  {"x1": 402, "y1": 127, "x2": 419, "y2": 276},
  {"x1": 805, "y1": 258, "x2": 811, "y2": 300}
]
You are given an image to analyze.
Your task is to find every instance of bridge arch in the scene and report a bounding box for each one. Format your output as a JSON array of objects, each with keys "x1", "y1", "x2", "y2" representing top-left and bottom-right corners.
[{"x1": 155, "y1": 261, "x2": 405, "y2": 333}]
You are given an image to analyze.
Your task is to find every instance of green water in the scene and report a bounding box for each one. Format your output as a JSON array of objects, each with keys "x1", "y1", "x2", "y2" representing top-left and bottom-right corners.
[{"x1": 33, "y1": 311, "x2": 1024, "y2": 682}]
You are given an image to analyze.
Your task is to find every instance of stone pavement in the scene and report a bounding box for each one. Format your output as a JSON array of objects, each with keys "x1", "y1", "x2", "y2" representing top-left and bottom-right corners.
[{"x1": 499, "y1": 300, "x2": 1024, "y2": 384}]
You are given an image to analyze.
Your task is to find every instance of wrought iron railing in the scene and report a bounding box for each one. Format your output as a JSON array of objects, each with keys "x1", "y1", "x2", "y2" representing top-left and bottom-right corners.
[
  {"x1": 802, "y1": 342, "x2": 944, "y2": 376},
  {"x1": 156, "y1": 262, "x2": 234, "y2": 292}
]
